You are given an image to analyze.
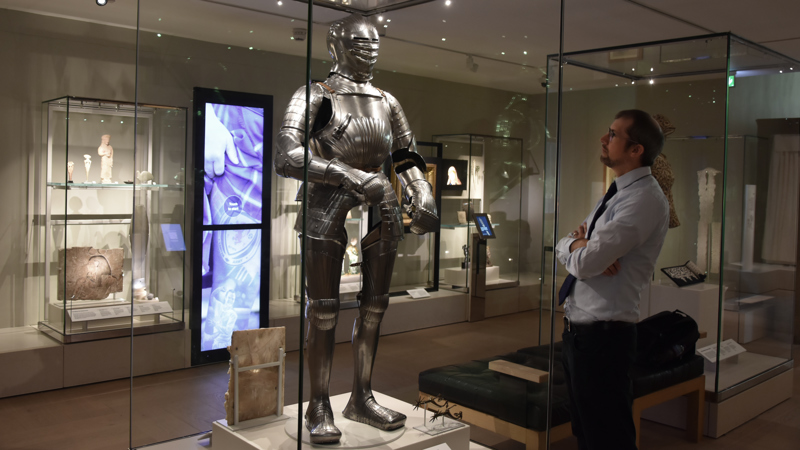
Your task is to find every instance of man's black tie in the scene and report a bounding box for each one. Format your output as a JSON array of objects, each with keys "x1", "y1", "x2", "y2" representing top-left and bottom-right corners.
[{"x1": 558, "y1": 181, "x2": 618, "y2": 305}]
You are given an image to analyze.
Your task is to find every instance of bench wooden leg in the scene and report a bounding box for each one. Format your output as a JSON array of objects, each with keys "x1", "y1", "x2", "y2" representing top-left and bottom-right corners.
[
  {"x1": 525, "y1": 428, "x2": 545, "y2": 450},
  {"x1": 633, "y1": 399, "x2": 643, "y2": 448},
  {"x1": 686, "y1": 376, "x2": 705, "y2": 442}
]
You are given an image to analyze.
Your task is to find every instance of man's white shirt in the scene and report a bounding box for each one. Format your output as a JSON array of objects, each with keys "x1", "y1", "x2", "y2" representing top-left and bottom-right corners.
[{"x1": 556, "y1": 166, "x2": 669, "y2": 324}]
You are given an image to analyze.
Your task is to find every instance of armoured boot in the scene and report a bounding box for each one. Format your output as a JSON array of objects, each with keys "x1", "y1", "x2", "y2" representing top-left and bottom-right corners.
[
  {"x1": 342, "y1": 234, "x2": 405, "y2": 430},
  {"x1": 305, "y1": 305, "x2": 342, "y2": 444},
  {"x1": 342, "y1": 311, "x2": 406, "y2": 430}
]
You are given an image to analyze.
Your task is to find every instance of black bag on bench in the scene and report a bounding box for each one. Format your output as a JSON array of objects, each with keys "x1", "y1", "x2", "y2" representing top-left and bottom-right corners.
[{"x1": 636, "y1": 309, "x2": 700, "y2": 368}]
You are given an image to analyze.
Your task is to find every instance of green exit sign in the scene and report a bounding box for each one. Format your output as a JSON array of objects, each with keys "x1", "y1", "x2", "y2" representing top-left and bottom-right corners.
[{"x1": 728, "y1": 75, "x2": 735, "y2": 87}]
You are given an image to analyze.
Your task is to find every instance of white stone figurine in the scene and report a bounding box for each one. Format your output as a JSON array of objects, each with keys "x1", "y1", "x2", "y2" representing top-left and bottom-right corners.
[
  {"x1": 98, "y1": 134, "x2": 114, "y2": 183},
  {"x1": 83, "y1": 154, "x2": 92, "y2": 183},
  {"x1": 67, "y1": 161, "x2": 74, "y2": 183}
]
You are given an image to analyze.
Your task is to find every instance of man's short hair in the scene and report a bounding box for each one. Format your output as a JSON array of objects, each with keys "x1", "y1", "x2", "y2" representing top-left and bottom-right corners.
[{"x1": 615, "y1": 109, "x2": 665, "y2": 166}]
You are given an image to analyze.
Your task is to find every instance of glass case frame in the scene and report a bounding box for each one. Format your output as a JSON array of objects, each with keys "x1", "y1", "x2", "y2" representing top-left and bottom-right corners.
[
  {"x1": 433, "y1": 134, "x2": 529, "y2": 293},
  {"x1": 36, "y1": 96, "x2": 187, "y2": 343},
  {"x1": 543, "y1": 32, "x2": 798, "y2": 405}
]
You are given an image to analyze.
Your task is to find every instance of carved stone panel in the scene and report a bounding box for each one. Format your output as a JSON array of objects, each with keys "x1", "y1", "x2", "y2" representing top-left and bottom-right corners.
[
  {"x1": 224, "y1": 327, "x2": 286, "y2": 424},
  {"x1": 57, "y1": 247, "x2": 124, "y2": 300}
]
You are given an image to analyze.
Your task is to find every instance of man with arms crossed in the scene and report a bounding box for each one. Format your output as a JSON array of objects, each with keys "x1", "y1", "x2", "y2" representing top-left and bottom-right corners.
[{"x1": 556, "y1": 110, "x2": 668, "y2": 450}]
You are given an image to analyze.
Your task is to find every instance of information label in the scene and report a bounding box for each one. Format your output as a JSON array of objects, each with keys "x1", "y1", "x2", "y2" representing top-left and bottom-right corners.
[
  {"x1": 697, "y1": 339, "x2": 746, "y2": 364},
  {"x1": 407, "y1": 288, "x2": 431, "y2": 299},
  {"x1": 68, "y1": 302, "x2": 173, "y2": 322}
]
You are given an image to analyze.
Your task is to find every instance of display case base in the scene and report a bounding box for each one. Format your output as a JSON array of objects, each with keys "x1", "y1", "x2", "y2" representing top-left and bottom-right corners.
[
  {"x1": 211, "y1": 391, "x2": 470, "y2": 450},
  {"x1": 38, "y1": 317, "x2": 183, "y2": 344}
]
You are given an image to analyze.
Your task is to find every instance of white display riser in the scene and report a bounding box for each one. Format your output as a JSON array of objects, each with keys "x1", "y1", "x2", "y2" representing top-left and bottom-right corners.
[
  {"x1": 47, "y1": 299, "x2": 165, "y2": 333},
  {"x1": 641, "y1": 367, "x2": 793, "y2": 438},
  {"x1": 647, "y1": 282, "x2": 723, "y2": 348},
  {"x1": 443, "y1": 266, "x2": 500, "y2": 287},
  {"x1": 212, "y1": 392, "x2": 470, "y2": 450},
  {"x1": 723, "y1": 295, "x2": 775, "y2": 344},
  {"x1": 725, "y1": 263, "x2": 795, "y2": 294}
]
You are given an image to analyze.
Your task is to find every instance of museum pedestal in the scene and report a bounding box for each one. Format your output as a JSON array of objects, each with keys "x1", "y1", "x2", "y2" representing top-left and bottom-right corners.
[
  {"x1": 444, "y1": 266, "x2": 499, "y2": 288},
  {"x1": 212, "y1": 391, "x2": 470, "y2": 450}
]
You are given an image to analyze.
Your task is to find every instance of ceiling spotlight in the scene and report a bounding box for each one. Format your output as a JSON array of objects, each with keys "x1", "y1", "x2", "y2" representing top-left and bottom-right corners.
[
  {"x1": 649, "y1": 79, "x2": 654, "y2": 84},
  {"x1": 96, "y1": 0, "x2": 114, "y2": 5},
  {"x1": 466, "y1": 55, "x2": 478, "y2": 73},
  {"x1": 377, "y1": 16, "x2": 384, "y2": 22},
  {"x1": 277, "y1": 1, "x2": 283, "y2": 5},
  {"x1": 445, "y1": 0, "x2": 452, "y2": 5}
]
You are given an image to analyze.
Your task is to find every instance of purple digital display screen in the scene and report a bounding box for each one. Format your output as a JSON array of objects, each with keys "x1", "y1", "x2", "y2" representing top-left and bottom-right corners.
[
  {"x1": 200, "y1": 102, "x2": 264, "y2": 352},
  {"x1": 200, "y1": 229, "x2": 262, "y2": 352},
  {"x1": 202, "y1": 103, "x2": 264, "y2": 225}
]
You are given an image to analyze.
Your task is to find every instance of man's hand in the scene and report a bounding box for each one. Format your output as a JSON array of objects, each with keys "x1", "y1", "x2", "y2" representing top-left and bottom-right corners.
[
  {"x1": 570, "y1": 222, "x2": 587, "y2": 240},
  {"x1": 568, "y1": 222, "x2": 588, "y2": 253},
  {"x1": 603, "y1": 260, "x2": 621, "y2": 276}
]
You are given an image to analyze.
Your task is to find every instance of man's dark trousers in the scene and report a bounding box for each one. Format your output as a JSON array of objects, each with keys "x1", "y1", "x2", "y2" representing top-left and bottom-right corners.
[{"x1": 562, "y1": 321, "x2": 638, "y2": 450}]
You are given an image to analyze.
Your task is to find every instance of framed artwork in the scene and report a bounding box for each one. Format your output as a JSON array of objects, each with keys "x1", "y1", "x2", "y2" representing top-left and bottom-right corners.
[{"x1": 441, "y1": 159, "x2": 468, "y2": 192}]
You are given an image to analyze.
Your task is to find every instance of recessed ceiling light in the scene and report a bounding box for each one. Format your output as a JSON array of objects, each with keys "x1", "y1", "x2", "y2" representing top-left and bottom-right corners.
[
  {"x1": 384, "y1": 24, "x2": 388, "y2": 28},
  {"x1": 277, "y1": 0, "x2": 282, "y2": 5},
  {"x1": 445, "y1": 0, "x2": 451, "y2": 5},
  {"x1": 249, "y1": 47, "x2": 253, "y2": 49},
  {"x1": 632, "y1": 68, "x2": 635, "y2": 71},
  {"x1": 378, "y1": 16, "x2": 383, "y2": 22},
  {"x1": 442, "y1": 38, "x2": 446, "y2": 41},
  {"x1": 442, "y1": 19, "x2": 446, "y2": 23},
  {"x1": 649, "y1": 79, "x2": 654, "y2": 84},
  {"x1": 780, "y1": 70, "x2": 783, "y2": 73},
  {"x1": 523, "y1": 51, "x2": 527, "y2": 55},
  {"x1": 631, "y1": 81, "x2": 635, "y2": 84},
  {"x1": 157, "y1": 33, "x2": 161, "y2": 37},
  {"x1": 387, "y1": 19, "x2": 391, "y2": 23},
  {"x1": 501, "y1": 52, "x2": 505, "y2": 55}
]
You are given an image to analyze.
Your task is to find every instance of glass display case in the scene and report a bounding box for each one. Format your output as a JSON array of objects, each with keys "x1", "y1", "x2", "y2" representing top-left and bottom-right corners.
[
  {"x1": 35, "y1": 96, "x2": 187, "y2": 343},
  {"x1": 433, "y1": 134, "x2": 528, "y2": 291},
  {"x1": 543, "y1": 33, "x2": 798, "y2": 436}
]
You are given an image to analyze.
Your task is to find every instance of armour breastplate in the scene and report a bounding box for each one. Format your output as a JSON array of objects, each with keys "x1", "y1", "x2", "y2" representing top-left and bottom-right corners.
[{"x1": 311, "y1": 88, "x2": 393, "y2": 169}]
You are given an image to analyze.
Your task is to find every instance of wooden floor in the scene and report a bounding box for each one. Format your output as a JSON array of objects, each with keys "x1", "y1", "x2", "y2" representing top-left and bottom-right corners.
[{"x1": 0, "y1": 311, "x2": 797, "y2": 450}]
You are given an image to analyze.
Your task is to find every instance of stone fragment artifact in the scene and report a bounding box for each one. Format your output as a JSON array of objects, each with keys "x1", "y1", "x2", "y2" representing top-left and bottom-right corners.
[
  {"x1": 57, "y1": 247, "x2": 124, "y2": 300},
  {"x1": 224, "y1": 327, "x2": 286, "y2": 424}
]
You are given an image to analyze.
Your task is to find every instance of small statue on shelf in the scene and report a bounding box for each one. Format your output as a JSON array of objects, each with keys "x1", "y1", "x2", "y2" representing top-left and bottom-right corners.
[
  {"x1": 67, "y1": 161, "x2": 74, "y2": 183},
  {"x1": 98, "y1": 134, "x2": 114, "y2": 183},
  {"x1": 83, "y1": 154, "x2": 92, "y2": 183}
]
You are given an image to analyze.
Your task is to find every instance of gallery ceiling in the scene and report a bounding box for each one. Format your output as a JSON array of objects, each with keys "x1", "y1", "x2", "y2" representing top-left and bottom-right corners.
[{"x1": 1, "y1": 0, "x2": 799, "y2": 94}]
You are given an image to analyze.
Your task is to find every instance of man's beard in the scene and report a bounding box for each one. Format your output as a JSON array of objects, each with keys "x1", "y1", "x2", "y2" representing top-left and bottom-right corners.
[{"x1": 600, "y1": 154, "x2": 617, "y2": 168}]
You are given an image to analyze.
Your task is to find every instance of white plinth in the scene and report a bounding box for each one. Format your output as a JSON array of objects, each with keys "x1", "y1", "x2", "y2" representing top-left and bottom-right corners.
[
  {"x1": 649, "y1": 281, "x2": 723, "y2": 348},
  {"x1": 212, "y1": 391, "x2": 470, "y2": 450},
  {"x1": 444, "y1": 266, "x2": 499, "y2": 287},
  {"x1": 284, "y1": 410, "x2": 405, "y2": 448}
]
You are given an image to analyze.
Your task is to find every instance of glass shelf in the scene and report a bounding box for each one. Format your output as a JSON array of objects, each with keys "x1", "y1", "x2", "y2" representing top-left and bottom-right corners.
[{"x1": 48, "y1": 182, "x2": 172, "y2": 190}]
